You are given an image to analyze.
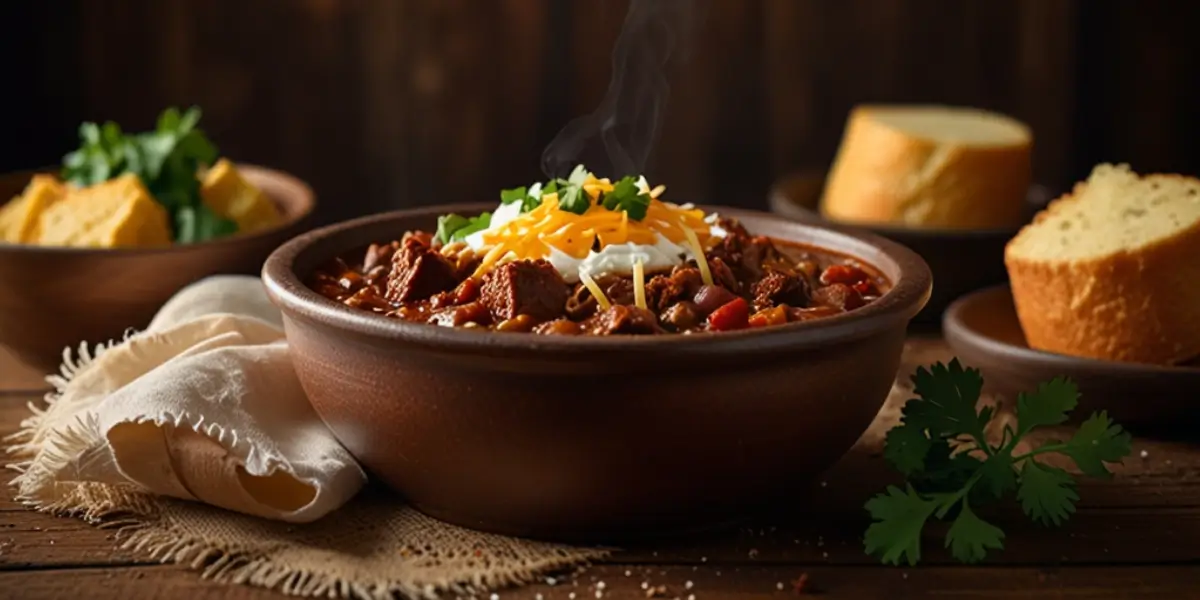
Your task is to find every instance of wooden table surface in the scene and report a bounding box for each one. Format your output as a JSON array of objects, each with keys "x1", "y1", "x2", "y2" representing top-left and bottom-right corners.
[{"x1": 2, "y1": 338, "x2": 1199, "y2": 599}]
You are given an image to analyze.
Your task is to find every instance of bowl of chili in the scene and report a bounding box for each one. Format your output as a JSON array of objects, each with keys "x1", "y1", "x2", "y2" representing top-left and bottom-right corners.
[{"x1": 262, "y1": 176, "x2": 931, "y2": 542}]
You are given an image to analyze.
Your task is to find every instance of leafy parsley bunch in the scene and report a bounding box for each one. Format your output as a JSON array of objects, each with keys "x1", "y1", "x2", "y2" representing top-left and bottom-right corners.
[
  {"x1": 62, "y1": 106, "x2": 236, "y2": 244},
  {"x1": 864, "y1": 359, "x2": 1132, "y2": 565}
]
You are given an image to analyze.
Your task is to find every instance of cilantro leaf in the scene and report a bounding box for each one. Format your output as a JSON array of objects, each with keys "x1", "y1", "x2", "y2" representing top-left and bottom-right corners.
[
  {"x1": 500, "y1": 186, "x2": 528, "y2": 205},
  {"x1": 1017, "y1": 378, "x2": 1078, "y2": 436},
  {"x1": 976, "y1": 453, "x2": 1017, "y2": 500},
  {"x1": 903, "y1": 360, "x2": 989, "y2": 445},
  {"x1": 555, "y1": 165, "x2": 593, "y2": 215},
  {"x1": 866, "y1": 360, "x2": 1132, "y2": 567},
  {"x1": 864, "y1": 485, "x2": 940, "y2": 566},
  {"x1": 944, "y1": 502, "x2": 1005, "y2": 563},
  {"x1": 60, "y1": 106, "x2": 230, "y2": 243},
  {"x1": 1064, "y1": 411, "x2": 1132, "y2": 478},
  {"x1": 175, "y1": 204, "x2": 237, "y2": 245},
  {"x1": 883, "y1": 423, "x2": 932, "y2": 477},
  {"x1": 600, "y1": 176, "x2": 652, "y2": 221},
  {"x1": 434, "y1": 212, "x2": 492, "y2": 244},
  {"x1": 1017, "y1": 461, "x2": 1079, "y2": 526}
]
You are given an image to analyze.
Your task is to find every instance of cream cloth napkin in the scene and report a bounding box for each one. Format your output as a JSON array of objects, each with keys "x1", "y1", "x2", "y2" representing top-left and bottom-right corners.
[{"x1": 9, "y1": 275, "x2": 365, "y2": 523}]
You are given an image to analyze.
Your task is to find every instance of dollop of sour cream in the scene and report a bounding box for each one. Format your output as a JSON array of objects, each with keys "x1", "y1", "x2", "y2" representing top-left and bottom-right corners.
[{"x1": 463, "y1": 200, "x2": 727, "y2": 283}]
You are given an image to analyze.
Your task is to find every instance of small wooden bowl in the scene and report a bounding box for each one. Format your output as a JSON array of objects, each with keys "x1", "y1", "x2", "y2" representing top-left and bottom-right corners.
[
  {"x1": 768, "y1": 170, "x2": 1053, "y2": 324},
  {"x1": 0, "y1": 165, "x2": 315, "y2": 376},
  {"x1": 944, "y1": 285, "x2": 1200, "y2": 432}
]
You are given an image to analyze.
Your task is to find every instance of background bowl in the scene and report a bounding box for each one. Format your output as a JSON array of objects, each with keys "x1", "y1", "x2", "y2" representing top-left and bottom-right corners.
[
  {"x1": 0, "y1": 165, "x2": 314, "y2": 375},
  {"x1": 262, "y1": 205, "x2": 932, "y2": 542},
  {"x1": 768, "y1": 169, "x2": 1054, "y2": 324}
]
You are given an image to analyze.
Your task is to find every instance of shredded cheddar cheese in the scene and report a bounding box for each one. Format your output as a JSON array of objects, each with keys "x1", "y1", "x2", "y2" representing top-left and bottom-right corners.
[
  {"x1": 578, "y1": 270, "x2": 611, "y2": 311},
  {"x1": 681, "y1": 220, "x2": 715, "y2": 287},
  {"x1": 471, "y1": 178, "x2": 713, "y2": 278},
  {"x1": 633, "y1": 259, "x2": 647, "y2": 311}
]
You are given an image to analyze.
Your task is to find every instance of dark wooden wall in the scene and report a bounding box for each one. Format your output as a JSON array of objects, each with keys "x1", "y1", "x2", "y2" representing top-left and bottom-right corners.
[{"x1": 3, "y1": 0, "x2": 1198, "y2": 225}]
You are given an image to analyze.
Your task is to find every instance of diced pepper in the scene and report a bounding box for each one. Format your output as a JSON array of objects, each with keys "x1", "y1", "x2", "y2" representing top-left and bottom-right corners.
[{"x1": 707, "y1": 297, "x2": 750, "y2": 331}]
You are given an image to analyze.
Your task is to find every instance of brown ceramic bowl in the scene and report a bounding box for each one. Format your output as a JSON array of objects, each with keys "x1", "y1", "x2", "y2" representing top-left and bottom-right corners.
[
  {"x1": 262, "y1": 205, "x2": 933, "y2": 542},
  {"x1": 944, "y1": 285, "x2": 1200, "y2": 433},
  {"x1": 768, "y1": 170, "x2": 1054, "y2": 324},
  {"x1": 0, "y1": 165, "x2": 315, "y2": 379}
]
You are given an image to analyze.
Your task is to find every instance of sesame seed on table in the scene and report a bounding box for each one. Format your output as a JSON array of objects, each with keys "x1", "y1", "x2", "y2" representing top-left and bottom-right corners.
[{"x1": 3, "y1": 336, "x2": 1200, "y2": 599}]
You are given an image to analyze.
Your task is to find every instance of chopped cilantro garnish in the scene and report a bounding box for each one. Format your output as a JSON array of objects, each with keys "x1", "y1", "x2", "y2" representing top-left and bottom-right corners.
[
  {"x1": 434, "y1": 212, "x2": 492, "y2": 245},
  {"x1": 864, "y1": 359, "x2": 1132, "y2": 566},
  {"x1": 601, "y1": 176, "x2": 651, "y2": 221},
  {"x1": 557, "y1": 164, "x2": 593, "y2": 215},
  {"x1": 499, "y1": 186, "x2": 527, "y2": 205}
]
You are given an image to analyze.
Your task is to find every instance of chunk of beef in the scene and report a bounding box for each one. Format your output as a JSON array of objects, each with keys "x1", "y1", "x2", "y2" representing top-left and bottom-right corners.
[
  {"x1": 751, "y1": 269, "x2": 810, "y2": 311},
  {"x1": 565, "y1": 276, "x2": 635, "y2": 320},
  {"x1": 385, "y1": 237, "x2": 462, "y2": 303},
  {"x1": 706, "y1": 218, "x2": 782, "y2": 283},
  {"x1": 362, "y1": 241, "x2": 399, "y2": 273},
  {"x1": 644, "y1": 266, "x2": 704, "y2": 312},
  {"x1": 660, "y1": 301, "x2": 702, "y2": 332},
  {"x1": 707, "y1": 256, "x2": 741, "y2": 293},
  {"x1": 480, "y1": 259, "x2": 569, "y2": 321},
  {"x1": 810, "y1": 283, "x2": 864, "y2": 312},
  {"x1": 581, "y1": 305, "x2": 665, "y2": 335},
  {"x1": 427, "y1": 301, "x2": 491, "y2": 328}
]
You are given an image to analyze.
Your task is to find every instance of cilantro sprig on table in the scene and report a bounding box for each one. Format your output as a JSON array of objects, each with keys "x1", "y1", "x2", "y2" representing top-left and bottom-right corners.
[
  {"x1": 435, "y1": 164, "x2": 654, "y2": 243},
  {"x1": 865, "y1": 359, "x2": 1132, "y2": 566},
  {"x1": 62, "y1": 106, "x2": 237, "y2": 244}
]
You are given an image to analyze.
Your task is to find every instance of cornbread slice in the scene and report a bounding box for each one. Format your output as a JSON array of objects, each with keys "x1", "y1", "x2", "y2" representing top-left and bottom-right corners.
[
  {"x1": 36, "y1": 173, "x2": 172, "y2": 248},
  {"x1": 1005, "y1": 163, "x2": 1200, "y2": 365},
  {"x1": 201, "y1": 159, "x2": 279, "y2": 233},
  {"x1": 820, "y1": 105, "x2": 1032, "y2": 230},
  {"x1": 0, "y1": 175, "x2": 67, "y2": 243}
]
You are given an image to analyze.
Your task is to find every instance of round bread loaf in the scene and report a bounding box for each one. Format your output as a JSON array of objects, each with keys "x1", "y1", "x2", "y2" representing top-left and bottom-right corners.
[
  {"x1": 820, "y1": 105, "x2": 1033, "y2": 230},
  {"x1": 1005, "y1": 163, "x2": 1200, "y2": 365}
]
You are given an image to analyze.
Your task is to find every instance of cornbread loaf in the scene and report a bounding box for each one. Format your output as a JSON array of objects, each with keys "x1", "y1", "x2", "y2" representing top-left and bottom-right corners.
[
  {"x1": 37, "y1": 173, "x2": 172, "y2": 248},
  {"x1": 1005, "y1": 163, "x2": 1200, "y2": 365},
  {"x1": 820, "y1": 105, "x2": 1033, "y2": 230},
  {"x1": 0, "y1": 175, "x2": 66, "y2": 243},
  {"x1": 201, "y1": 159, "x2": 281, "y2": 233}
]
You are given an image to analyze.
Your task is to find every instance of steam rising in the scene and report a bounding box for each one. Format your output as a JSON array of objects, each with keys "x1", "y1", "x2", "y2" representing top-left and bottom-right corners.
[{"x1": 541, "y1": 0, "x2": 707, "y2": 180}]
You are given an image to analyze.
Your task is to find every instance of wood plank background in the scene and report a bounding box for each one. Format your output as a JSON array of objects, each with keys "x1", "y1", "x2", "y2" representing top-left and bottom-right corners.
[{"x1": 3, "y1": 0, "x2": 1198, "y2": 226}]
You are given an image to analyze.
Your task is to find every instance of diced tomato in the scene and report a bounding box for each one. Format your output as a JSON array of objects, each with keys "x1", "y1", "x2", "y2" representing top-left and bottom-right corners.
[
  {"x1": 820, "y1": 264, "x2": 870, "y2": 286},
  {"x1": 708, "y1": 297, "x2": 750, "y2": 331},
  {"x1": 851, "y1": 279, "x2": 876, "y2": 295}
]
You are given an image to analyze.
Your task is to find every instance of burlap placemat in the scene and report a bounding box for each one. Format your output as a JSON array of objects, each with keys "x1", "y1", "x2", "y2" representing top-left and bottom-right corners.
[{"x1": 7, "y1": 334, "x2": 968, "y2": 599}]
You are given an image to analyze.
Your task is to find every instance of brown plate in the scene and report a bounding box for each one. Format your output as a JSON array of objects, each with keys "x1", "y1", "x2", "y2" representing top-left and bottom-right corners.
[
  {"x1": 263, "y1": 205, "x2": 933, "y2": 543},
  {"x1": 943, "y1": 285, "x2": 1200, "y2": 431},
  {"x1": 0, "y1": 165, "x2": 315, "y2": 378},
  {"x1": 769, "y1": 170, "x2": 1054, "y2": 324}
]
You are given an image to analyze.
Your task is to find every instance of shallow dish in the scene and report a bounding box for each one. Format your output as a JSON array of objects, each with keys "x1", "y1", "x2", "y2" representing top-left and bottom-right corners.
[
  {"x1": 0, "y1": 165, "x2": 315, "y2": 374},
  {"x1": 768, "y1": 170, "x2": 1054, "y2": 323},
  {"x1": 943, "y1": 285, "x2": 1200, "y2": 430},
  {"x1": 262, "y1": 205, "x2": 932, "y2": 542}
]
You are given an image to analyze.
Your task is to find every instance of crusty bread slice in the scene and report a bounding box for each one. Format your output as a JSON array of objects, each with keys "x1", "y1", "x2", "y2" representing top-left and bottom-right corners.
[
  {"x1": 820, "y1": 105, "x2": 1032, "y2": 230},
  {"x1": 1005, "y1": 163, "x2": 1200, "y2": 365}
]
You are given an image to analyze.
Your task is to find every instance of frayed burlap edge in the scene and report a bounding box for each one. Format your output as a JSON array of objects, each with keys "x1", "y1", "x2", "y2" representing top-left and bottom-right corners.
[{"x1": 5, "y1": 336, "x2": 611, "y2": 600}]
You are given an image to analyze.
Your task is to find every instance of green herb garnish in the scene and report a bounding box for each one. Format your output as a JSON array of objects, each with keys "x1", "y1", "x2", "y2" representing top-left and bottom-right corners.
[
  {"x1": 62, "y1": 106, "x2": 236, "y2": 244},
  {"x1": 864, "y1": 359, "x2": 1132, "y2": 566},
  {"x1": 557, "y1": 164, "x2": 593, "y2": 215},
  {"x1": 435, "y1": 212, "x2": 492, "y2": 245},
  {"x1": 601, "y1": 175, "x2": 651, "y2": 221}
]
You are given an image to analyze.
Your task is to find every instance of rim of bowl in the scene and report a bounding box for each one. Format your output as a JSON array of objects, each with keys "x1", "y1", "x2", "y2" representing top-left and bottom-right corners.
[
  {"x1": 262, "y1": 204, "x2": 933, "y2": 359},
  {"x1": 0, "y1": 164, "x2": 315, "y2": 255},
  {"x1": 768, "y1": 171, "x2": 1053, "y2": 240}
]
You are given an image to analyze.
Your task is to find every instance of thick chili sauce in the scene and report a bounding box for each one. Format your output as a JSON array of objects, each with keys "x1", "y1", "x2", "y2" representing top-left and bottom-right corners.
[{"x1": 308, "y1": 217, "x2": 889, "y2": 335}]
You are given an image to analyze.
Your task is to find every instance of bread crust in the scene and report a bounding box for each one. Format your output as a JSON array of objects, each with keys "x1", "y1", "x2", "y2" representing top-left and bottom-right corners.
[
  {"x1": 820, "y1": 105, "x2": 1032, "y2": 230},
  {"x1": 1005, "y1": 176, "x2": 1200, "y2": 365}
]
